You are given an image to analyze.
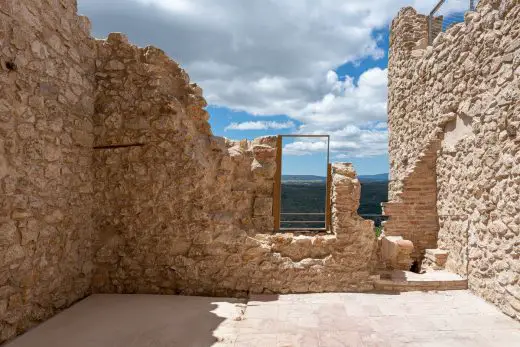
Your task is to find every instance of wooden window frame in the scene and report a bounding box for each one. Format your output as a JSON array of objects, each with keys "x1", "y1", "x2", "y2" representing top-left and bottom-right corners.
[{"x1": 272, "y1": 135, "x2": 331, "y2": 232}]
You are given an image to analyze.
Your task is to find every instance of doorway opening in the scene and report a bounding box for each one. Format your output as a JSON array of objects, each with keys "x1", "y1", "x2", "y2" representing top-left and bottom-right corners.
[{"x1": 273, "y1": 135, "x2": 331, "y2": 232}]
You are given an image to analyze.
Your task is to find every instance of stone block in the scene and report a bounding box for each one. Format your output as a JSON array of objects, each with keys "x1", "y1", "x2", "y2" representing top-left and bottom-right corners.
[
  {"x1": 251, "y1": 160, "x2": 276, "y2": 178},
  {"x1": 253, "y1": 197, "x2": 273, "y2": 217},
  {"x1": 381, "y1": 236, "x2": 414, "y2": 271},
  {"x1": 106, "y1": 32, "x2": 128, "y2": 44},
  {"x1": 251, "y1": 145, "x2": 276, "y2": 162}
]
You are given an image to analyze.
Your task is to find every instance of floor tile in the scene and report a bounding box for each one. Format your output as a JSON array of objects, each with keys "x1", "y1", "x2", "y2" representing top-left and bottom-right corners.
[{"x1": 6, "y1": 291, "x2": 520, "y2": 347}]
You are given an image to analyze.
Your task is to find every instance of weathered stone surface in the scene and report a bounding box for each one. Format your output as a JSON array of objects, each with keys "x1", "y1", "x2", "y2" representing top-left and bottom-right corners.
[
  {"x1": 388, "y1": 1, "x2": 520, "y2": 321},
  {"x1": 88, "y1": 21, "x2": 378, "y2": 315},
  {"x1": 0, "y1": 0, "x2": 96, "y2": 343},
  {"x1": 6, "y1": 0, "x2": 518, "y2": 342},
  {"x1": 421, "y1": 248, "x2": 449, "y2": 271},
  {"x1": 253, "y1": 197, "x2": 273, "y2": 216},
  {"x1": 381, "y1": 236, "x2": 414, "y2": 270}
]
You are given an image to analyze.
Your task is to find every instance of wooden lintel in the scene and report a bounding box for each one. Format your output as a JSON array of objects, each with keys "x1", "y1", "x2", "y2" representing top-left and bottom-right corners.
[{"x1": 272, "y1": 135, "x2": 282, "y2": 231}]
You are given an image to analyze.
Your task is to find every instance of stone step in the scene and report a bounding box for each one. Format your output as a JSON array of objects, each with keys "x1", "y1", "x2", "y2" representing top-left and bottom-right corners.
[
  {"x1": 421, "y1": 248, "x2": 449, "y2": 271},
  {"x1": 380, "y1": 235, "x2": 414, "y2": 270},
  {"x1": 374, "y1": 270, "x2": 468, "y2": 292}
]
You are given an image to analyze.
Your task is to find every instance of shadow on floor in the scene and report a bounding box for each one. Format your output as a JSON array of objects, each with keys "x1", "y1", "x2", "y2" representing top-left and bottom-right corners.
[{"x1": 5, "y1": 294, "x2": 277, "y2": 347}]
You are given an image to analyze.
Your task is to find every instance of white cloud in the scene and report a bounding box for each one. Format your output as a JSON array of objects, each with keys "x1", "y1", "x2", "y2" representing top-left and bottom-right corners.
[
  {"x1": 295, "y1": 68, "x2": 388, "y2": 131},
  {"x1": 225, "y1": 121, "x2": 295, "y2": 131},
  {"x1": 79, "y1": 0, "x2": 440, "y2": 157},
  {"x1": 283, "y1": 125, "x2": 388, "y2": 158},
  {"x1": 284, "y1": 139, "x2": 329, "y2": 156}
]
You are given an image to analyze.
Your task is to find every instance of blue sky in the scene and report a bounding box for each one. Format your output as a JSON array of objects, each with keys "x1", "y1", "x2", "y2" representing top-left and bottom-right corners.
[
  {"x1": 78, "y1": 0, "x2": 442, "y2": 176},
  {"x1": 208, "y1": 28, "x2": 391, "y2": 176}
]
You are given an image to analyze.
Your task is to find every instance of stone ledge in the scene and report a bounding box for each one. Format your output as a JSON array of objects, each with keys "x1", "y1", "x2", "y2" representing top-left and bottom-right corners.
[{"x1": 375, "y1": 270, "x2": 468, "y2": 292}]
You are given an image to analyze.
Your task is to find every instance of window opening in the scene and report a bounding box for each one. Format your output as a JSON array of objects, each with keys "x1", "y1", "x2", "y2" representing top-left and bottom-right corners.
[{"x1": 273, "y1": 135, "x2": 330, "y2": 232}]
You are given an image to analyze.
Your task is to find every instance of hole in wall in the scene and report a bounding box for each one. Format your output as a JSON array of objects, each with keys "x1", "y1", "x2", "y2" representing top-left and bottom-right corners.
[
  {"x1": 5, "y1": 61, "x2": 17, "y2": 71},
  {"x1": 410, "y1": 259, "x2": 421, "y2": 273}
]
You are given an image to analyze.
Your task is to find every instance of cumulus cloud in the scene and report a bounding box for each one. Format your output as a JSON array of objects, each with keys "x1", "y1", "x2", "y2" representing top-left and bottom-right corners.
[
  {"x1": 225, "y1": 121, "x2": 295, "y2": 131},
  {"x1": 78, "y1": 0, "x2": 440, "y2": 157},
  {"x1": 283, "y1": 125, "x2": 388, "y2": 158},
  {"x1": 295, "y1": 67, "x2": 388, "y2": 131}
]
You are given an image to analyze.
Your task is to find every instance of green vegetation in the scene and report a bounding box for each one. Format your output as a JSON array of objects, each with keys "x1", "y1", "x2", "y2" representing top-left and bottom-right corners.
[
  {"x1": 281, "y1": 182, "x2": 326, "y2": 229},
  {"x1": 280, "y1": 175, "x2": 388, "y2": 229},
  {"x1": 358, "y1": 181, "x2": 388, "y2": 216}
]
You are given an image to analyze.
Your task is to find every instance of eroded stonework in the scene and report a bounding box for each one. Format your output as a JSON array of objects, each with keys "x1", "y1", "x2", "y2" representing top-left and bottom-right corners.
[
  {"x1": 387, "y1": 0, "x2": 520, "y2": 320},
  {"x1": 0, "y1": 0, "x2": 379, "y2": 343},
  {"x1": 0, "y1": 0, "x2": 95, "y2": 341}
]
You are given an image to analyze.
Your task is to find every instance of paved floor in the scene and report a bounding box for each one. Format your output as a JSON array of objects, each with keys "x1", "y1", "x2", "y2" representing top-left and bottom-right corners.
[{"x1": 6, "y1": 291, "x2": 520, "y2": 347}]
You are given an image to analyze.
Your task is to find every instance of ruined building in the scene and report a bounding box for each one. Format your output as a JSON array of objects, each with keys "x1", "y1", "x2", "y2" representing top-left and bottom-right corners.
[
  {"x1": 0, "y1": 0, "x2": 518, "y2": 343},
  {"x1": 384, "y1": 0, "x2": 520, "y2": 323}
]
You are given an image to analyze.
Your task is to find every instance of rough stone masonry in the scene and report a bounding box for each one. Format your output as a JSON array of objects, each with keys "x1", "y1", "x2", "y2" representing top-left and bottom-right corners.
[
  {"x1": 386, "y1": 0, "x2": 520, "y2": 321},
  {"x1": 0, "y1": 0, "x2": 378, "y2": 342},
  {"x1": 1, "y1": 0, "x2": 519, "y2": 343}
]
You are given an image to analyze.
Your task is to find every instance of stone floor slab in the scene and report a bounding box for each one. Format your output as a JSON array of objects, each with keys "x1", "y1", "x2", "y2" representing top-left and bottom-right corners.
[{"x1": 5, "y1": 291, "x2": 520, "y2": 347}]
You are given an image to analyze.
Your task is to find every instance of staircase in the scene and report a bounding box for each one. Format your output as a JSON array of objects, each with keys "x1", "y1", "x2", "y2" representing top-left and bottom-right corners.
[
  {"x1": 375, "y1": 269, "x2": 468, "y2": 292},
  {"x1": 375, "y1": 248, "x2": 467, "y2": 292},
  {"x1": 421, "y1": 248, "x2": 449, "y2": 271}
]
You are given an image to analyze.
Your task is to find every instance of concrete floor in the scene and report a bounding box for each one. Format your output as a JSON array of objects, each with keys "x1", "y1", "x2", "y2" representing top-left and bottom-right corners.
[{"x1": 6, "y1": 291, "x2": 520, "y2": 347}]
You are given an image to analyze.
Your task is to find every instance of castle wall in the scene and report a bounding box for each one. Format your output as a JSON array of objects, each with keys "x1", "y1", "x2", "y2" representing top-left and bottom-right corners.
[
  {"x1": 388, "y1": 0, "x2": 520, "y2": 320},
  {"x1": 0, "y1": 0, "x2": 96, "y2": 341},
  {"x1": 0, "y1": 1, "x2": 381, "y2": 343},
  {"x1": 382, "y1": 139, "x2": 440, "y2": 261},
  {"x1": 90, "y1": 35, "x2": 378, "y2": 296}
]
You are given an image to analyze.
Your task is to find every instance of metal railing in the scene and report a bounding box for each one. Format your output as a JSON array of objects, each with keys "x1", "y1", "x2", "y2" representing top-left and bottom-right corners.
[
  {"x1": 274, "y1": 135, "x2": 331, "y2": 232},
  {"x1": 428, "y1": 0, "x2": 479, "y2": 45},
  {"x1": 280, "y1": 213, "x2": 326, "y2": 230}
]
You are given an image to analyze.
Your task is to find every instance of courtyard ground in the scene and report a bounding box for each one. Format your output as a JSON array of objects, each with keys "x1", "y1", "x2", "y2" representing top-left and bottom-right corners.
[{"x1": 6, "y1": 291, "x2": 520, "y2": 347}]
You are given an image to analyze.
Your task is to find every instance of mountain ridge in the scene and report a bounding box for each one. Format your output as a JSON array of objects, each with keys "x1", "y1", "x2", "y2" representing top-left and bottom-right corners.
[{"x1": 282, "y1": 173, "x2": 388, "y2": 182}]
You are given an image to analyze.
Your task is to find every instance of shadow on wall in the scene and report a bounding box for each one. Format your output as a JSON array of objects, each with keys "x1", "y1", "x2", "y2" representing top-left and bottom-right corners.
[{"x1": 5, "y1": 294, "x2": 279, "y2": 347}]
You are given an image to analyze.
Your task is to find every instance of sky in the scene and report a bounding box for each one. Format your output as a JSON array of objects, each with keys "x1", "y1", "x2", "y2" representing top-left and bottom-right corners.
[{"x1": 78, "y1": 0, "x2": 447, "y2": 176}]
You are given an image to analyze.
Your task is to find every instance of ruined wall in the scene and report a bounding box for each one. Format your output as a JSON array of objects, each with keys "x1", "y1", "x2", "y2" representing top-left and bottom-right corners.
[
  {"x1": 388, "y1": 0, "x2": 520, "y2": 320},
  {"x1": 384, "y1": 7, "x2": 443, "y2": 262},
  {"x1": 0, "y1": 1, "x2": 381, "y2": 343},
  {"x1": 382, "y1": 138, "x2": 441, "y2": 261},
  {"x1": 90, "y1": 34, "x2": 378, "y2": 295},
  {"x1": 387, "y1": 6, "x2": 430, "y2": 200},
  {"x1": 0, "y1": 0, "x2": 96, "y2": 341},
  {"x1": 90, "y1": 33, "x2": 278, "y2": 294}
]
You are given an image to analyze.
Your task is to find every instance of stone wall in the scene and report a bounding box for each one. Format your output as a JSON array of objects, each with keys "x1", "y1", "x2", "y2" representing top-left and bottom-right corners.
[
  {"x1": 0, "y1": 0, "x2": 96, "y2": 341},
  {"x1": 387, "y1": 6, "x2": 430, "y2": 200},
  {"x1": 383, "y1": 137, "x2": 441, "y2": 261},
  {"x1": 0, "y1": 0, "x2": 384, "y2": 343},
  {"x1": 90, "y1": 33, "x2": 280, "y2": 294},
  {"x1": 89, "y1": 33, "x2": 378, "y2": 295},
  {"x1": 388, "y1": 0, "x2": 520, "y2": 320}
]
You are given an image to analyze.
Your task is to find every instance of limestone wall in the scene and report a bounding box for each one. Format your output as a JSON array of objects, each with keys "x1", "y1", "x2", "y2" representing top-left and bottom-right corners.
[
  {"x1": 89, "y1": 34, "x2": 378, "y2": 295},
  {"x1": 387, "y1": 6, "x2": 430, "y2": 200},
  {"x1": 0, "y1": 0, "x2": 96, "y2": 341},
  {"x1": 90, "y1": 33, "x2": 279, "y2": 294},
  {"x1": 388, "y1": 0, "x2": 520, "y2": 320},
  {"x1": 0, "y1": 0, "x2": 381, "y2": 343}
]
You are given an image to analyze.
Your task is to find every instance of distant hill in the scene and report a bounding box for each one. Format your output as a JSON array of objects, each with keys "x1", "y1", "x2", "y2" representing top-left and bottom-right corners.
[
  {"x1": 282, "y1": 175, "x2": 326, "y2": 182},
  {"x1": 358, "y1": 173, "x2": 389, "y2": 182},
  {"x1": 280, "y1": 174, "x2": 389, "y2": 223},
  {"x1": 282, "y1": 174, "x2": 388, "y2": 183}
]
